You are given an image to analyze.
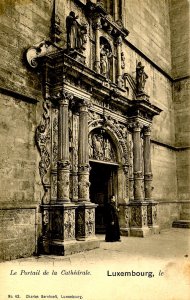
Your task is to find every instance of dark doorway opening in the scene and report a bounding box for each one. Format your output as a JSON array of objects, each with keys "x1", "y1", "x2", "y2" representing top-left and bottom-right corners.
[{"x1": 90, "y1": 161, "x2": 118, "y2": 233}]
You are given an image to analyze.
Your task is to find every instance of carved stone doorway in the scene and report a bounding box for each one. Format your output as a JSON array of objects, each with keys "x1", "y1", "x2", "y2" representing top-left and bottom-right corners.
[{"x1": 89, "y1": 161, "x2": 118, "y2": 233}]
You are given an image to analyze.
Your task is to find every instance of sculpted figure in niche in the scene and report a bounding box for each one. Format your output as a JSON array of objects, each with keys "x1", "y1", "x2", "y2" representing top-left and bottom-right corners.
[
  {"x1": 100, "y1": 43, "x2": 112, "y2": 79},
  {"x1": 66, "y1": 11, "x2": 87, "y2": 52},
  {"x1": 136, "y1": 62, "x2": 148, "y2": 94}
]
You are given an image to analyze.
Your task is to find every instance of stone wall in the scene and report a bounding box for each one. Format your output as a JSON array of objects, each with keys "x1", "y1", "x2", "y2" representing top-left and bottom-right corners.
[
  {"x1": 170, "y1": 0, "x2": 190, "y2": 208},
  {"x1": 0, "y1": 0, "x2": 51, "y2": 100},
  {"x1": 0, "y1": 93, "x2": 40, "y2": 261},
  {"x1": 0, "y1": 208, "x2": 36, "y2": 261},
  {"x1": 124, "y1": 0, "x2": 171, "y2": 74}
]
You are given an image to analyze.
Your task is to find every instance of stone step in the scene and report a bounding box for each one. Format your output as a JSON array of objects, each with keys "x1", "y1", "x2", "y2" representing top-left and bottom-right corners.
[{"x1": 172, "y1": 220, "x2": 190, "y2": 229}]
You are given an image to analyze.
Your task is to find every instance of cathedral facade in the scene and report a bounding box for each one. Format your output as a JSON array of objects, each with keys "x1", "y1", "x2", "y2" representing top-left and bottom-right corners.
[{"x1": 0, "y1": 0, "x2": 189, "y2": 260}]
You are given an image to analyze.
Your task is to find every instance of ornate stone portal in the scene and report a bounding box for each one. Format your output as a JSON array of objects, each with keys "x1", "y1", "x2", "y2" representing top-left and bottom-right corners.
[{"x1": 27, "y1": 1, "x2": 162, "y2": 255}]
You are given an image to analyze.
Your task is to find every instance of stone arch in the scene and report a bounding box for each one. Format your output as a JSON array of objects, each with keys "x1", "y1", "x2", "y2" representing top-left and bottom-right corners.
[{"x1": 88, "y1": 117, "x2": 129, "y2": 206}]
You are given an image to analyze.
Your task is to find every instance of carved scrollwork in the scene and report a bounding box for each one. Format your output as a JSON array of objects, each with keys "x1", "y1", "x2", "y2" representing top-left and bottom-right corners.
[
  {"x1": 36, "y1": 100, "x2": 51, "y2": 188},
  {"x1": 26, "y1": 40, "x2": 55, "y2": 68}
]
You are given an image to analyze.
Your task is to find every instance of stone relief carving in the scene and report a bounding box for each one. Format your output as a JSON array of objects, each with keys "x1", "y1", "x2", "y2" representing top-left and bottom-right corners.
[
  {"x1": 136, "y1": 62, "x2": 148, "y2": 94},
  {"x1": 142, "y1": 206, "x2": 147, "y2": 227},
  {"x1": 89, "y1": 130, "x2": 117, "y2": 162},
  {"x1": 103, "y1": 115, "x2": 128, "y2": 164},
  {"x1": 152, "y1": 205, "x2": 157, "y2": 224},
  {"x1": 85, "y1": 209, "x2": 95, "y2": 236},
  {"x1": 51, "y1": 172, "x2": 57, "y2": 201},
  {"x1": 124, "y1": 206, "x2": 130, "y2": 227},
  {"x1": 64, "y1": 210, "x2": 75, "y2": 239},
  {"x1": 77, "y1": 210, "x2": 85, "y2": 237},
  {"x1": 130, "y1": 206, "x2": 142, "y2": 227}
]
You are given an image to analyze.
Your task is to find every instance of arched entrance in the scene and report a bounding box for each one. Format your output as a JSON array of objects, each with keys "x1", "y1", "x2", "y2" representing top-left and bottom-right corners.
[{"x1": 88, "y1": 127, "x2": 119, "y2": 233}]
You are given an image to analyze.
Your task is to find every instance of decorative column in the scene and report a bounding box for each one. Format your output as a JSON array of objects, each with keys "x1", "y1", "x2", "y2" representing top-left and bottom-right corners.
[
  {"x1": 49, "y1": 91, "x2": 77, "y2": 255},
  {"x1": 76, "y1": 99, "x2": 97, "y2": 241},
  {"x1": 144, "y1": 126, "x2": 153, "y2": 201},
  {"x1": 94, "y1": 17, "x2": 101, "y2": 73},
  {"x1": 116, "y1": 36, "x2": 124, "y2": 88},
  {"x1": 132, "y1": 122, "x2": 144, "y2": 201},
  {"x1": 57, "y1": 94, "x2": 71, "y2": 202},
  {"x1": 143, "y1": 126, "x2": 159, "y2": 232},
  {"x1": 129, "y1": 121, "x2": 149, "y2": 237}
]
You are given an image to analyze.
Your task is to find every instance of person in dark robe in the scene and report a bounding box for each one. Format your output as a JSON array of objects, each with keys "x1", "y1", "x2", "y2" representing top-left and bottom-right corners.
[{"x1": 105, "y1": 196, "x2": 121, "y2": 242}]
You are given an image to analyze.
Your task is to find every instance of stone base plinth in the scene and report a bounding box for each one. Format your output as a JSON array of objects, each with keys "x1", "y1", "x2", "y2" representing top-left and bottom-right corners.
[
  {"x1": 130, "y1": 227, "x2": 151, "y2": 237},
  {"x1": 76, "y1": 202, "x2": 98, "y2": 241},
  {"x1": 48, "y1": 238, "x2": 100, "y2": 256},
  {"x1": 120, "y1": 228, "x2": 130, "y2": 236}
]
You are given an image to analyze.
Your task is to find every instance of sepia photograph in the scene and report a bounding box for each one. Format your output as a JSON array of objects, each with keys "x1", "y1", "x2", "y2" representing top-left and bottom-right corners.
[{"x1": 0, "y1": 0, "x2": 190, "y2": 299}]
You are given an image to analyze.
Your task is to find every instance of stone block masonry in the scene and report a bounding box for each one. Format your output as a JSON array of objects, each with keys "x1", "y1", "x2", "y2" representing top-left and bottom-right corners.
[{"x1": 0, "y1": 208, "x2": 36, "y2": 261}]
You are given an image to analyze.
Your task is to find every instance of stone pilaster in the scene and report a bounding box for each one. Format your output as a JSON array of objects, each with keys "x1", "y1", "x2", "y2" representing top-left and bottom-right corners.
[
  {"x1": 116, "y1": 36, "x2": 124, "y2": 88},
  {"x1": 94, "y1": 17, "x2": 101, "y2": 73}
]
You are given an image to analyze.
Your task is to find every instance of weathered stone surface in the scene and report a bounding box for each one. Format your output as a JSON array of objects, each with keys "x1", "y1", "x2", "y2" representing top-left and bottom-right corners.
[{"x1": 0, "y1": 208, "x2": 36, "y2": 261}]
